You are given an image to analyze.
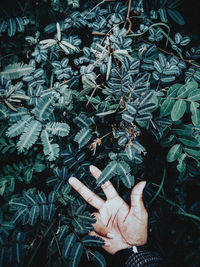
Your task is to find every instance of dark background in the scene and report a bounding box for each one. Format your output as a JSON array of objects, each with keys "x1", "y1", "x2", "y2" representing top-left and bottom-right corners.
[{"x1": 0, "y1": 0, "x2": 199, "y2": 267}]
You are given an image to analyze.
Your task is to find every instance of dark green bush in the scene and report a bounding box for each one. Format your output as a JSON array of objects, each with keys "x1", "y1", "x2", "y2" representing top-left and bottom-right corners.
[{"x1": 0, "y1": 0, "x2": 200, "y2": 266}]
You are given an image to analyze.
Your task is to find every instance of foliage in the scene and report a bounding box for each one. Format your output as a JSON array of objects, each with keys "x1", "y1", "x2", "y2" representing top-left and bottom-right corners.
[{"x1": 0, "y1": 0, "x2": 200, "y2": 266}]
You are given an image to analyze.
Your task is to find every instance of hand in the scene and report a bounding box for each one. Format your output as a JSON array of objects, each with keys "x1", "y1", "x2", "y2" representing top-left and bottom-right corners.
[{"x1": 68, "y1": 165, "x2": 148, "y2": 255}]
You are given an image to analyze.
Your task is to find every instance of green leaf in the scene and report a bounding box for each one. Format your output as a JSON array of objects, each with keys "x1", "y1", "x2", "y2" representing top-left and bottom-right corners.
[
  {"x1": 122, "y1": 113, "x2": 134, "y2": 123},
  {"x1": 190, "y1": 102, "x2": 200, "y2": 126},
  {"x1": 74, "y1": 127, "x2": 92, "y2": 148},
  {"x1": 12, "y1": 208, "x2": 28, "y2": 224},
  {"x1": 188, "y1": 90, "x2": 200, "y2": 101},
  {"x1": 167, "y1": 144, "x2": 182, "y2": 162},
  {"x1": 0, "y1": 104, "x2": 8, "y2": 119},
  {"x1": 116, "y1": 160, "x2": 130, "y2": 174},
  {"x1": 160, "y1": 98, "x2": 175, "y2": 116},
  {"x1": 160, "y1": 135, "x2": 176, "y2": 147},
  {"x1": 177, "y1": 83, "x2": 195, "y2": 98},
  {"x1": 96, "y1": 110, "x2": 116, "y2": 117},
  {"x1": 184, "y1": 147, "x2": 200, "y2": 157},
  {"x1": 77, "y1": 212, "x2": 96, "y2": 224},
  {"x1": 126, "y1": 103, "x2": 137, "y2": 115},
  {"x1": 5, "y1": 99, "x2": 17, "y2": 111},
  {"x1": 177, "y1": 157, "x2": 186, "y2": 173},
  {"x1": 167, "y1": 83, "x2": 182, "y2": 97},
  {"x1": 96, "y1": 161, "x2": 117, "y2": 186},
  {"x1": 106, "y1": 55, "x2": 112, "y2": 81},
  {"x1": 13, "y1": 243, "x2": 24, "y2": 264},
  {"x1": 47, "y1": 203, "x2": 55, "y2": 221},
  {"x1": 82, "y1": 235, "x2": 105, "y2": 247},
  {"x1": 178, "y1": 136, "x2": 200, "y2": 147},
  {"x1": 61, "y1": 40, "x2": 76, "y2": 51},
  {"x1": 172, "y1": 125, "x2": 193, "y2": 136},
  {"x1": 72, "y1": 218, "x2": 86, "y2": 234},
  {"x1": 46, "y1": 122, "x2": 70, "y2": 137},
  {"x1": 9, "y1": 199, "x2": 27, "y2": 209},
  {"x1": 91, "y1": 251, "x2": 106, "y2": 267},
  {"x1": 171, "y1": 99, "x2": 186, "y2": 121},
  {"x1": 17, "y1": 120, "x2": 42, "y2": 151},
  {"x1": 38, "y1": 193, "x2": 48, "y2": 221},
  {"x1": 167, "y1": 9, "x2": 185, "y2": 25},
  {"x1": 32, "y1": 97, "x2": 54, "y2": 121},
  {"x1": 0, "y1": 63, "x2": 33, "y2": 80},
  {"x1": 121, "y1": 173, "x2": 134, "y2": 188},
  {"x1": 28, "y1": 205, "x2": 40, "y2": 226},
  {"x1": 116, "y1": 161, "x2": 134, "y2": 188},
  {"x1": 8, "y1": 18, "x2": 16, "y2": 37},
  {"x1": 41, "y1": 130, "x2": 60, "y2": 161},
  {"x1": 62, "y1": 233, "x2": 77, "y2": 259},
  {"x1": 6, "y1": 116, "x2": 32, "y2": 138},
  {"x1": 69, "y1": 242, "x2": 83, "y2": 267},
  {"x1": 73, "y1": 114, "x2": 92, "y2": 128},
  {"x1": 138, "y1": 103, "x2": 156, "y2": 114},
  {"x1": 57, "y1": 225, "x2": 69, "y2": 241}
]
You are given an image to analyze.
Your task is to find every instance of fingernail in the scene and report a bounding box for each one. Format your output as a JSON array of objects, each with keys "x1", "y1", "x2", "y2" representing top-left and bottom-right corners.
[
  {"x1": 107, "y1": 233, "x2": 114, "y2": 239},
  {"x1": 143, "y1": 181, "x2": 147, "y2": 188},
  {"x1": 68, "y1": 177, "x2": 76, "y2": 184},
  {"x1": 90, "y1": 165, "x2": 95, "y2": 171},
  {"x1": 105, "y1": 242, "x2": 111, "y2": 247}
]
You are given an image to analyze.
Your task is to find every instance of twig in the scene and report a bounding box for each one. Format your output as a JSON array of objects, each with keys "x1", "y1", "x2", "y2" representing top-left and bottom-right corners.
[
  {"x1": 51, "y1": 231, "x2": 61, "y2": 256},
  {"x1": 125, "y1": 0, "x2": 133, "y2": 35}
]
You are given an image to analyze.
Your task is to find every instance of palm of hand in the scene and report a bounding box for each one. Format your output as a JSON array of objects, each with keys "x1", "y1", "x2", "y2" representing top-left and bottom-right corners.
[
  {"x1": 69, "y1": 165, "x2": 148, "y2": 255},
  {"x1": 96, "y1": 194, "x2": 147, "y2": 254}
]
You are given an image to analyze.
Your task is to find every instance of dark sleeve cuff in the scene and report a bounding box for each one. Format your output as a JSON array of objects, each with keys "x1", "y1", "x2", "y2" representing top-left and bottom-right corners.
[{"x1": 114, "y1": 244, "x2": 163, "y2": 267}]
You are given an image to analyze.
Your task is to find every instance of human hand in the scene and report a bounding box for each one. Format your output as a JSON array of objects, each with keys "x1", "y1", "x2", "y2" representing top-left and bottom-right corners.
[{"x1": 68, "y1": 165, "x2": 148, "y2": 255}]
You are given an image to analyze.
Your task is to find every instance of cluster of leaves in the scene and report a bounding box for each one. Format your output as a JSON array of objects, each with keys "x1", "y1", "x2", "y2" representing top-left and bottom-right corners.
[{"x1": 0, "y1": 0, "x2": 200, "y2": 266}]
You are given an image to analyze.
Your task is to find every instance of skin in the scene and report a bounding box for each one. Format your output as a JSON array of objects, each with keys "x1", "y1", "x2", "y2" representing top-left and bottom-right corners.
[{"x1": 68, "y1": 165, "x2": 148, "y2": 255}]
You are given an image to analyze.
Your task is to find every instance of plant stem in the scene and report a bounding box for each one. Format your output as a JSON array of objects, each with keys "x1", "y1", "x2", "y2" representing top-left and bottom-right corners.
[
  {"x1": 148, "y1": 167, "x2": 166, "y2": 206},
  {"x1": 27, "y1": 219, "x2": 56, "y2": 267}
]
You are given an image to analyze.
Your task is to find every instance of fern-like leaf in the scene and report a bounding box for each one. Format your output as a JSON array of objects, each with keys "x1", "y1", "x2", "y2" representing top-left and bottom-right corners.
[
  {"x1": 32, "y1": 96, "x2": 54, "y2": 121},
  {"x1": 6, "y1": 116, "x2": 32, "y2": 138},
  {"x1": 41, "y1": 130, "x2": 59, "y2": 161},
  {"x1": 0, "y1": 63, "x2": 34, "y2": 80},
  {"x1": 96, "y1": 161, "x2": 118, "y2": 186},
  {"x1": 28, "y1": 205, "x2": 40, "y2": 226},
  {"x1": 62, "y1": 233, "x2": 77, "y2": 259},
  {"x1": 69, "y1": 242, "x2": 83, "y2": 267},
  {"x1": 91, "y1": 251, "x2": 106, "y2": 267},
  {"x1": 17, "y1": 120, "x2": 42, "y2": 151},
  {"x1": 74, "y1": 127, "x2": 92, "y2": 148},
  {"x1": 46, "y1": 122, "x2": 70, "y2": 137},
  {"x1": 82, "y1": 235, "x2": 105, "y2": 247},
  {"x1": 0, "y1": 104, "x2": 8, "y2": 119},
  {"x1": 116, "y1": 161, "x2": 134, "y2": 188}
]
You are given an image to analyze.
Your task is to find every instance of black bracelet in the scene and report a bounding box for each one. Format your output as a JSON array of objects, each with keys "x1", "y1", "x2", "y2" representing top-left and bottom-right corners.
[{"x1": 113, "y1": 244, "x2": 149, "y2": 266}]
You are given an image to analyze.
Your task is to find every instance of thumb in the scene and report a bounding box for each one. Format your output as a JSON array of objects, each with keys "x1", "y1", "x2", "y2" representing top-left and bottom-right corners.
[
  {"x1": 92, "y1": 212, "x2": 111, "y2": 238},
  {"x1": 130, "y1": 181, "x2": 146, "y2": 213}
]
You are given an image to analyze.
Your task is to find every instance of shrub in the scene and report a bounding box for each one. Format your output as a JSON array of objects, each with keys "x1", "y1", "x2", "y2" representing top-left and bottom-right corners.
[{"x1": 0, "y1": 0, "x2": 200, "y2": 266}]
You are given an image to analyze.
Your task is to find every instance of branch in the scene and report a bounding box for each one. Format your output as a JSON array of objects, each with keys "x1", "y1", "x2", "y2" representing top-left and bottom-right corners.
[{"x1": 125, "y1": 0, "x2": 133, "y2": 35}]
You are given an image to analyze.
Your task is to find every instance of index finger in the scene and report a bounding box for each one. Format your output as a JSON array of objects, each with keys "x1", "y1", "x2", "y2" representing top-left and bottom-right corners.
[
  {"x1": 90, "y1": 165, "x2": 119, "y2": 200},
  {"x1": 68, "y1": 177, "x2": 105, "y2": 210}
]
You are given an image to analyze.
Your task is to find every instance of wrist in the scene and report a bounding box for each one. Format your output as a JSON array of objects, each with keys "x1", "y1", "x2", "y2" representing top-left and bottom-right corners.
[{"x1": 115, "y1": 243, "x2": 149, "y2": 256}]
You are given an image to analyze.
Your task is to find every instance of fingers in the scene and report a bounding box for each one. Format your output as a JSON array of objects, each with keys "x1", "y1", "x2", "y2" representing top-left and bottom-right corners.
[
  {"x1": 130, "y1": 181, "x2": 146, "y2": 213},
  {"x1": 92, "y1": 212, "x2": 113, "y2": 238},
  {"x1": 68, "y1": 177, "x2": 105, "y2": 210},
  {"x1": 89, "y1": 231, "x2": 111, "y2": 247},
  {"x1": 90, "y1": 165, "x2": 119, "y2": 199}
]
